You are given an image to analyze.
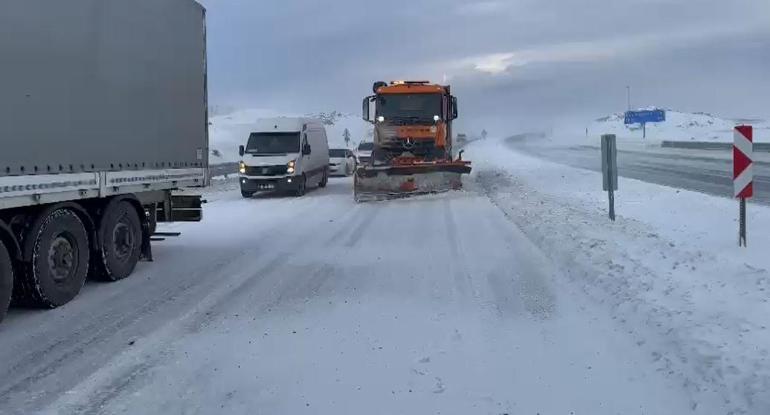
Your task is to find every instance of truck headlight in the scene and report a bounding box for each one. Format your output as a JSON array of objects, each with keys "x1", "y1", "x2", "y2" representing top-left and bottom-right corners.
[{"x1": 239, "y1": 161, "x2": 246, "y2": 174}]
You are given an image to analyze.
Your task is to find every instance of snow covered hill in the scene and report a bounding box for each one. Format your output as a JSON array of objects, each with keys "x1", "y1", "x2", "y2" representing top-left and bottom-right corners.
[
  {"x1": 208, "y1": 108, "x2": 372, "y2": 162},
  {"x1": 305, "y1": 111, "x2": 372, "y2": 150},
  {"x1": 588, "y1": 108, "x2": 769, "y2": 142}
]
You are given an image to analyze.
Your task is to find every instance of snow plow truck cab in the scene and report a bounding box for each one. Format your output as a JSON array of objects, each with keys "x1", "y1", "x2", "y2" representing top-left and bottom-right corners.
[{"x1": 356, "y1": 81, "x2": 471, "y2": 201}]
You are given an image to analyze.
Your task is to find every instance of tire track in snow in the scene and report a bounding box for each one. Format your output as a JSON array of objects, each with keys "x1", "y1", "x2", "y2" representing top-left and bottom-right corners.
[
  {"x1": 0, "y1": 189, "x2": 340, "y2": 413},
  {"x1": 345, "y1": 204, "x2": 381, "y2": 248}
]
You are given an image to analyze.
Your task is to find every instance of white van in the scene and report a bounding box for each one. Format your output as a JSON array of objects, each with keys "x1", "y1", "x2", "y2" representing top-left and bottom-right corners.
[{"x1": 238, "y1": 117, "x2": 330, "y2": 197}]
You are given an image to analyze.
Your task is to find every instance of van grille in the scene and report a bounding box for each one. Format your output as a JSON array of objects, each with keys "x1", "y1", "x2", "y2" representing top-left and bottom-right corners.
[{"x1": 244, "y1": 165, "x2": 288, "y2": 176}]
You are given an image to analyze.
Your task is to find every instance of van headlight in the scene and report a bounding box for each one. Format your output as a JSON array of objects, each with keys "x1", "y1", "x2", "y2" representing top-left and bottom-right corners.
[
  {"x1": 239, "y1": 161, "x2": 246, "y2": 174},
  {"x1": 287, "y1": 160, "x2": 296, "y2": 174}
]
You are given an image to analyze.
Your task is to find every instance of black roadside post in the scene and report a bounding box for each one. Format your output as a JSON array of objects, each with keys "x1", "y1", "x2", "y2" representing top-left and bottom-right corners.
[{"x1": 601, "y1": 134, "x2": 618, "y2": 221}]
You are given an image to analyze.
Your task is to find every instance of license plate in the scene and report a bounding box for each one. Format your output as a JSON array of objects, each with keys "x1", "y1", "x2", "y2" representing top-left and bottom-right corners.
[{"x1": 258, "y1": 183, "x2": 275, "y2": 190}]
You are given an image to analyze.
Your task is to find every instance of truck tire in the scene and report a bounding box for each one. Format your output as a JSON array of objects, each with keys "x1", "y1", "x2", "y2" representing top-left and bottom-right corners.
[
  {"x1": 319, "y1": 168, "x2": 328, "y2": 188},
  {"x1": 0, "y1": 239, "x2": 13, "y2": 323},
  {"x1": 96, "y1": 201, "x2": 142, "y2": 282},
  {"x1": 16, "y1": 209, "x2": 89, "y2": 308}
]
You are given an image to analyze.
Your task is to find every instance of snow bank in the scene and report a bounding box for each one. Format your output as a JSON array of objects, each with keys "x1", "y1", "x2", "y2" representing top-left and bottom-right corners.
[
  {"x1": 467, "y1": 137, "x2": 770, "y2": 414},
  {"x1": 311, "y1": 112, "x2": 372, "y2": 150}
]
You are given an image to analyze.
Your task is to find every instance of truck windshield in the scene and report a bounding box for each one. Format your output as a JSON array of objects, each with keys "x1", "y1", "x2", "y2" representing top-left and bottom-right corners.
[
  {"x1": 376, "y1": 93, "x2": 442, "y2": 123},
  {"x1": 245, "y1": 132, "x2": 300, "y2": 154}
]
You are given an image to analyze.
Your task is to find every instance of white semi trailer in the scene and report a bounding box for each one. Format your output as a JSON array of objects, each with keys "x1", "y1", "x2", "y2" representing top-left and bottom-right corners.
[{"x1": 0, "y1": 0, "x2": 209, "y2": 322}]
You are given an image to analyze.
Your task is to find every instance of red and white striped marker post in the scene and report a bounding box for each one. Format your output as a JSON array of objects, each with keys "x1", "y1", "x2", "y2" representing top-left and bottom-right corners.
[{"x1": 734, "y1": 125, "x2": 753, "y2": 246}]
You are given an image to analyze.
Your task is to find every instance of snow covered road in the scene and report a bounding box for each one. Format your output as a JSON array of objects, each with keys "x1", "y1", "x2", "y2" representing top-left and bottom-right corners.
[{"x1": 0, "y1": 175, "x2": 709, "y2": 414}]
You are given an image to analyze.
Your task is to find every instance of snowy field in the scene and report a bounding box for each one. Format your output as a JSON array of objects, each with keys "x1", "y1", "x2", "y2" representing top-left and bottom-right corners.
[
  {"x1": 553, "y1": 109, "x2": 770, "y2": 146},
  {"x1": 208, "y1": 108, "x2": 371, "y2": 162},
  {"x1": 0, "y1": 138, "x2": 767, "y2": 414}
]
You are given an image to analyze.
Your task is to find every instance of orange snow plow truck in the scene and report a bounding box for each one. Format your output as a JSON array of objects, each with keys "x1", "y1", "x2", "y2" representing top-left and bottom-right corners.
[{"x1": 355, "y1": 80, "x2": 472, "y2": 202}]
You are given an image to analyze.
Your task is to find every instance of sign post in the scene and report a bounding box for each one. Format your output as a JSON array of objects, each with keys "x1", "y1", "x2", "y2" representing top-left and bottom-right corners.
[
  {"x1": 734, "y1": 125, "x2": 753, "y2": 247},
  {"x1": 601, "y1": 134, "x2": 618, "y2": 221},
  {"x1": 624, "y1": 110, "x2": 666, "y2": 139}
]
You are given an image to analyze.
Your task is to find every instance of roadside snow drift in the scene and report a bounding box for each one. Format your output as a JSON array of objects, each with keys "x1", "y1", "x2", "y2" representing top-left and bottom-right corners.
[{"x1": 470, "y1": 137, "x2": 770, "y2": 414}]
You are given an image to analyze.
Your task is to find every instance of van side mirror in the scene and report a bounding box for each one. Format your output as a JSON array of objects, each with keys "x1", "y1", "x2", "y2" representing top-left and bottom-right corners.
[
  {"x1": 302, "y1": 144, "x2": 312, "y2": 155},
  {"x1": 239, "y1": 145, "x2": 245, "y2": 156}
]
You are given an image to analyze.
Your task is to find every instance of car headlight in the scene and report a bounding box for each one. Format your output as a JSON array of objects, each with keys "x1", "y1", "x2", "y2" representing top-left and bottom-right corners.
[{"x1": 239, "y1": 161, "x2": 246, "y2": 174}]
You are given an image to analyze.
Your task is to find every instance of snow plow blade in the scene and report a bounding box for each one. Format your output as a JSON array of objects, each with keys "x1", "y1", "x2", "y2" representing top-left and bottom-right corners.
[{"x1": 353, "y1": 162, "x2": 472, "y2": 202}]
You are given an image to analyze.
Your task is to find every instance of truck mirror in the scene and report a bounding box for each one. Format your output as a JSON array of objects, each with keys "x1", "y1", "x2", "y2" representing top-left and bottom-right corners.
[
  {"x1": 302, "y1": 144, "x2": 312, "y2": 155},
  {"x1": 362, "y1": 96, "x2": 373, "y2": 122},
  {"x1": 239, "y1": 145, "x2": 245, "y2": 156}
]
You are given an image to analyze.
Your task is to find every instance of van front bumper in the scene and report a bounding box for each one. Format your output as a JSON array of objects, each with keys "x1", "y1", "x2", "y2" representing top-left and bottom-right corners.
[{"x1": 240, "y1": 176, "x2": 299, "y2": 192}]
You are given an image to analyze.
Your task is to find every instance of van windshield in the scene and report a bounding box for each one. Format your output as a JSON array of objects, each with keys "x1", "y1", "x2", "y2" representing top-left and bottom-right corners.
[
  {"x1": 329, "y1": 149, "x2": 348, "y2": 158},
  {"x1": 358, "y1": 142, "x2": 374, "y2": 151},
  {"x1": 246, "y1": 132, "x2": 300, "y2": 154}
]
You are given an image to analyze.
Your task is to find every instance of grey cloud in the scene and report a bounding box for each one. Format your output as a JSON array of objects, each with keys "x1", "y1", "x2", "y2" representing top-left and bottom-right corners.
[{"x1": 199, "y1": 0, "x2": 770, "y2": 135}]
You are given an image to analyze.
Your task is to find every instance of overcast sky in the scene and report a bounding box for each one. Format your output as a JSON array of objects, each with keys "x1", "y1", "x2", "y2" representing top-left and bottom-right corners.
[{"x1": 199, "y1": 0, "x2": 770, "y2": 135}]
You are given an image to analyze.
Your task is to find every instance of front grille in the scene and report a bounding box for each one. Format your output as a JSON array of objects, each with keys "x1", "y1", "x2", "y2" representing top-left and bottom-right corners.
[
  {"x1": 244, "y1": 165, "x2": 288, "y2": 176},
  {"x1": 380, "y1": 138, "x2": 436, "y2": 151}
]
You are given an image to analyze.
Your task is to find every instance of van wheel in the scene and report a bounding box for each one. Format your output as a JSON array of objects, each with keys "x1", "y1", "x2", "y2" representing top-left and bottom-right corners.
[
  {"x1": 295, "y1": 174, "x2": 307, "y2": 197},
  {"x1": 319, "y1": 168, "x2": 328, "y2": 188},
  {"x1": 16, "y1": 209, "x2": 89, "y2": 308},
  {"x1": 241, "y1": 190, "x2": 254, "y2": 198},
  {"x1": 0, "y1": 239, "x2": 13, "y2": 323},
  {"x1": 95, "y1": 201, "x2": 142, "y2": 282}
]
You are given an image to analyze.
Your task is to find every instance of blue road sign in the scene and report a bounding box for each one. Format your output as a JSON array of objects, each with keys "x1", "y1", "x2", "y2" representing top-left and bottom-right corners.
[{"x1": 624, "y1": 109, "x2": 666, "y2": 125}]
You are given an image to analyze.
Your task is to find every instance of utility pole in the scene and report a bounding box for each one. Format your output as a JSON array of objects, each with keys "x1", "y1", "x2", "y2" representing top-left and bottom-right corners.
[{"x1": 626, "y1": 85, "x2": 631, "y2": 111}]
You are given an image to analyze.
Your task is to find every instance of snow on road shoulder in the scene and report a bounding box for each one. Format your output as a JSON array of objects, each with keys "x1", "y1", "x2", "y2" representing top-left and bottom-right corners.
[{"x1": 468, "y1": 138, "x2": 770, "y2": 414}]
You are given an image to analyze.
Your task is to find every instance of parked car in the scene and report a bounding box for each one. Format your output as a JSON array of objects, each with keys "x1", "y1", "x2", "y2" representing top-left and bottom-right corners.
[
  {"x1": 329, "y1": 148, "x2": 356, "y2": 176},
  {"x1": 356, "y1": 141, "x2": 374, "y2": 165},
  {"x1": 238, "y1": 117, "x2": 330, "y2": 197}
]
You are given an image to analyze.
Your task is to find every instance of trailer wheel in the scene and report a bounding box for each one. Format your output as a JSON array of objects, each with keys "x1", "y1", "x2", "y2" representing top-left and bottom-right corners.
[
  {"x1": 0, "y1": 239, "x2": 13, "y2": 323},
  {"x1": 97, "y1": 201, "x2": 142, "y2": 282},
  {"x1": 17, "y1": 209, "x2": 89, "y2": 308}
]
